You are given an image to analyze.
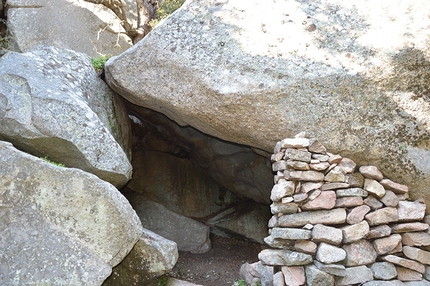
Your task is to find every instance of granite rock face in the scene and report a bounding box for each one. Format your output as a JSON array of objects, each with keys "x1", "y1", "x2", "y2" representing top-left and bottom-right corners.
[
  {"x1": 0, "y1": 141, "x2": 143, "y2": 285},
  {"x1": 105, "y1": 0, "x2": 430, "y2": 204},
  {"x1": 0, "y1": 46, "x2": 132, "y2": 187},
  {"x1": 6, "y1": 0, "x2": 133, "y2": 56}
]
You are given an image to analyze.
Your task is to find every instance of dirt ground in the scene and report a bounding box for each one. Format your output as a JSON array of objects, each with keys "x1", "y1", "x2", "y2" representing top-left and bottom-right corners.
[{"x1": 165, "y1": 235, "x2": 267, "y2": 286}]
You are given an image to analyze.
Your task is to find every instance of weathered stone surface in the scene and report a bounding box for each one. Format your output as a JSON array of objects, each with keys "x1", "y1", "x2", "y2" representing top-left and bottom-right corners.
[
  {"x1": 342, "y1": 221, "x2": 369, "y2": 243},
  {"x1": 402, "y1": 232, "x2": 430, "y2": 247},
  {"x1": 338, "y1": 158, "x2": 357, "y2": 173},
  {"x1": 207, "y1": 202, "x2": 271, "y2": 244},
  {"x1": 363, "y1": 281, "x2": 405, "y2": 286},
  {"x1": 295, "y1": 240, "x2": 317, "y2": 255},
  {"x1": 367, "y1": 225, "x2": 393, "y2": 239},
  {"x1": 403, "y1": 246, "x2": 430, "y2": 265},
  {"x1": 316, "y1": 242, "x2": 346, "y2": 264},
  {"x1": 328, "y1": 154, "x2": 343, "y2": 165},
  {"x1": 383, "y1": 255, "x2": 425, "y2": 274},
  {"x1": 132, "y1": 200, "x2": 211, "y2": 253},
  {"x1": 258, "y1": 249, "x2": 313, "y2": 266},
  {"x1": 344, "y1": 240, "x2": 377, "y2": 266},
  {"x1": 300, "y1": 182, "x2": 323, "y2": 193},
  {"x1": 373, "y1": 234, "x2": 402, "y2": 255},
  {"x1": 0, "y1": 46, "x2": 132, "y2": 187},
  {"x1": 313, "y1": 260, "x2": 346, "y2": 277},
  {"x1": 320, "y1": 182, "x2": 349, "y2": 191},
  {"x1": 0, "y1": 141, "x2": 142, "y2": 285},
  {"x1": 398, "y1": 201, "x2": 426, "y2": 222},
  {"x1": 312, "y1": 224, "x2": 343, "y2": 245},
  {"x1": 336, "y1": 196, "x2": 364, "y2": 208},
  {"x1": 365, "y1": 207, "x2": 399, "y2": 226},
  {"x1": 281, "y1": 138, "x2": 310, "y2": 148},
  {"x1": 396, "y1": 266, "x2": 423, "y2": 281},
  {"x1": 301, "y1": 190, "x2": 336, "y2": 210},
  {"x1": 347, "y1": 205, "x2": 371, "y2": 225},
  {"x1": 309, "y1": 162, "x2": 330, "y2": 171},
  {"x1": 371, "y1": 262, "x2": 397, "y2": 280},
  {"x1": 364, "y1": 195, "x2": 384, "y2": 210},
  {"x1": 104, "y1": 229, "x2": 178, "y2": 286},
  {"x1": 281, "y1": 266, "x2": 305, "y2": 286},
  {"x1": 336, "y1": 188, "x2": 368, "y2": 197},
  {"x1": 346, "y1": 173, "x2": 365, "y2": 188},
  {"x1": 335, "y1": 266, "x2": 373, "y2": 285},
  {"x1": 271, "y1": 180, "x2": 295, "y2": 201},
  {"x1": 289, "y1": 170, "x2": 325, "y2": 182},
  {"x1": 359, "y1": 166, "x2": 384, "y2": 181},
  {"x1": 392, "y1": 223, "x2": 429, "y2": 233},
  {"x1": 325, "y1": 166, "x2": 346, "y2": 183},
  {"x1": 287, "y1": 160, "x2": 310, "y2": 171},
  {"x1": 270, "y1": 201, "x2": 298, "y2": 215},
  {"x1": 267, "y1": 227, "x2": 311, "y2": 241},
  {"x1": 364, "y1": 179, "x2": 386, "y2": 198},
  {"x1": 6, "y1": 0, "x2": 132, "y2": 57},
  {"x1": 284, "y1": 149, "x2": 312, "y2": 162},
  {"x1": 273, "y1": 160, "x2": 288, "y2": 172},
  {"x1": 380, "y1": 179, "x2": 409, "y2": 194},
  {"x1": 278, "y1": 209, "x2": 346, "y2": 227},
  {"x1": 305, "y1": 265, "x2": 334, "y2": 286},
  {"x1": 380, "y1": 190, "x2": 399, "y2": 207}
]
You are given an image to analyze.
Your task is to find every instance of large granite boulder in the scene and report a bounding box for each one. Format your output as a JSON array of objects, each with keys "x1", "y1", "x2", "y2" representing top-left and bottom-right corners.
[
  {"x1": 130, "y1": 199, "x2": 212, "y2": 253},
  {"x1": 0, "y1": 45, "x2": 132, "y2": 187},
  {"x1": 105, "y1": 0, "x2": 430, "y2": 203},
  {"x1": 6, "y1": 0, "x2": 133, "y2": 56},
  {"x1": 104, "y1": 229, "x2": 178, "y2": 286},
  {"x1": 0, "y1": 140, "x2": 143, "y2": 285}
]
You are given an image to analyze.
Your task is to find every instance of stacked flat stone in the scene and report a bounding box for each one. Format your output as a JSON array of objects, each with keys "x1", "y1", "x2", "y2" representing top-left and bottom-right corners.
[{"x1": 242, "y1": 133, "x2": 430, "y2": 286}]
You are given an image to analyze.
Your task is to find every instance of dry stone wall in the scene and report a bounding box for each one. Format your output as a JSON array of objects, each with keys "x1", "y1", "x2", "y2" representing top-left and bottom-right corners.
[{"x1": 241, "y1": 133, "x2": 430, "y2": 286}]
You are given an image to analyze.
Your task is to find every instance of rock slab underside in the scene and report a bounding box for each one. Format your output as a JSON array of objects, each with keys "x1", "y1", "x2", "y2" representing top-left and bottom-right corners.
[
  {"x1": 0, "y1": 141, "x2": 143, "y2": 285},
  {"x1": 105, "y1": 0, "x2": 430, "y2": 203},
  {"x1": 0, "y1": 46, "x2": 132, "y2": 187}
]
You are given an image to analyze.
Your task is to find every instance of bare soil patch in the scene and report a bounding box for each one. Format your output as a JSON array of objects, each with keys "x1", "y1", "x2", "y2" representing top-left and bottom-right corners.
[{"x1": 166, "y1": 235, "x2": 266, "y2": 286}]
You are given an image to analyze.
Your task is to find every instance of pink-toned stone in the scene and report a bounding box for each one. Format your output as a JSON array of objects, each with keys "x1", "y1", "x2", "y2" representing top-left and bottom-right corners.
[
  {"x1": 295, "y1": 240, "x2": 317, "y2": 255},
  {"x1": 396, "y1": 266, "x2": 423, "y2": 281},
  {"x1": 380, "y1": 190, "x2": 399, "y2": 207},
  {"x1": 391, "y1": 222, "x2": 429, "y2": 233},
  {"x1": 359, "y1": 165, "x2": 384, "y2": 180},
  {"x1": 364, "y1": 178, "x2": 386, "y2": 198},
  {"x1": 328, "y1": 153, "x2": 342, "y2": 164},
  {"x1": 320, "y1": 182, "x2": 350, "y2": 191},
  {"x1": 367, "y1": 225, "x2": 392, "y2": 239},
  {"x1": 372, "y1": 234, "x2": 402, "y2": 255},
  {"x1": 363, "y1": 195, "x2": 383, "y2": 210},
  {"x1": 380, "y1": 178, "x2": 409, "y2": 194},
  {"x1": 282, "y1": 266, "x2": 306, "y2": 286},
  {"x1": 347, "y1": 205, "x2": 371, "y2": 225},
  {"x1": 338, "y1": 158, "x2": 357, "y2": 173},
  {"x1": 312, "y1": 224, "x2": 343, "y2": 245},
  {"x1": 403, "y1": 246, "x2": 430, "y2": 265},
  {"x1": 342, "y1": 221, "x2": 369, "y2": 243},
  {"x1": 279, "y1": 208, "x2": 346, "y2": 227},
  {"x1": 335, "y1": 197, "x2": 363, "y2": 208},
  {"x1": 301, "y1": 191, "x2": 336, "y2": 211},
  {"x1": 344, "y1": 240, "x2": 377, "y2": 266},
  {"x1": 365, "y1": 207, "x2": 398, "y2": 226},
  {"x1": 309, "y1": 162, "x2": 330, "y2": 171},
  {"x1": 402, "y1": 232, "x2": 430, "y2": 247},
  {"x1": 289, "y1": 170, "x2": 324, "y2": 182},
  {"x1": 308, "y1": 139, "x2": 327, "y2": 154},
  {"x1": 383, "y1": 255, "x2": 425, "y2": 273},
  {"x1": 287, "y1": 160, "x2": 310, "y2": 171},
  {"x1": 398, "y1": 200, "x2": 426, "y2": 222},
  {"x1": 300, "y1": 182, "x2": 323, "y2": 193}
]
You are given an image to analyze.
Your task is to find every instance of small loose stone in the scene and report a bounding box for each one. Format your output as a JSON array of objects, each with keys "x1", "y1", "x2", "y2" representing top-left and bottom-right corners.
[
  {"x1": 320, "y1": 182, "x2": 350, "y2": 191},
  {"x1": 302, "y1": 190, "x2": 336, "y2": 210},
  {"x1": 347, "y1": 205, "x2": 371, "y2": 225},
  {"x1": 359, "y1": 166, "x2": 384, "y2": 180},
  {"x1": 380, "y1": 178, "x2": 409, "y2": 194},
  {"x1": 336, "y1": 188, "x2": 368, "y2": 197},
  {"x1": 335, "y1": 196, "x2": 363, "y2": 208},
  {"x1": 364, "y1": 179, "x2": 386, "y2": 198}
]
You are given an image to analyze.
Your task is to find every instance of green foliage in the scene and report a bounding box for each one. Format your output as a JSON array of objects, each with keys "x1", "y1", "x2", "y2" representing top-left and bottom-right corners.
[
  {"x1": 91, "y1": 55, "x2": 110, "y2": 72},
  {"x1": 150, "y1": 0, "x2": 185, "y2": 28},
  {"x1": 41, "y1": 156, "x2": 65, "y2": 167},
  {"x1": 157, "y1": 276, "x2": 168, "y2": 286},
  {"x1": 233, "y1": 279, "x2": 247, "y2": 286}
]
